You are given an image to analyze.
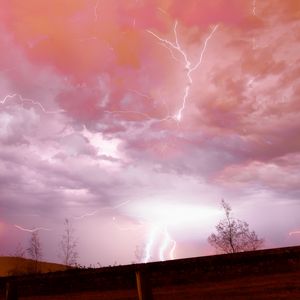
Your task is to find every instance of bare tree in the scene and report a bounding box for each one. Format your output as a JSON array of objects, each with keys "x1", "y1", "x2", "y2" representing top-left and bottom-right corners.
[
  {"x1": 8, "y1": 243, "x2": 26, "y2": 276},
  {"x1": 11, "y1": 242, "x2": 25, "y2": 258},
  {"x1": 208, "y1": 199, "x2": 264, "y2": 254},
  {"x1": 59, "y1": 218, "x2": 78, "y2": 266},
  {"x1": 27, "y1": 231, "x2": 42, "y2": 273}
]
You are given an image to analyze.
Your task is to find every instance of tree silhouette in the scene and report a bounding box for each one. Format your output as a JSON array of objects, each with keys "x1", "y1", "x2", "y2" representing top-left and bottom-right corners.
[
  {"x1": 27, "y1": 231, "x2": 42, "y2": 273},
  {"x1": 208, "y1": 199, "x2": 264, "y2": 253},
  {"x1": 59, "y1": 218, "x2": 78, "y2": 266},
  {"x1": 13, "y1": 242, "x2": 25, "y2": 258}
]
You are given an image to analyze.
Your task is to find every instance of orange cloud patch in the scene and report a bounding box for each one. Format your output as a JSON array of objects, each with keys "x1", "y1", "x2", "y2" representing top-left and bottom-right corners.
[
  {"x1": 169, "y1": 0, "x2": 249, "y2": 27},
  {"x1": 101, "y1": 29, "x2": 142, "y2": 69},
  {"x1": 3, "y1": 0, "x2": 145, "y2": 78}
]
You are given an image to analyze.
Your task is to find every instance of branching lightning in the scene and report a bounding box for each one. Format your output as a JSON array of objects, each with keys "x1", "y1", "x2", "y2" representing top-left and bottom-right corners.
[
  {"x1": 0, "y1": 93, "x2": 64, "y2": 114},
  {"x1": 14, "y1": 225, "x2": 52, "y2": 232},
  {"x1": 147, "y1": 21, "x2": 219, "y2": 122},
  {"x1": 105, "y1": 22, "x2": 218, "y2": 126},
  {"x1": 111, "y1": 214, "x2": 176, "y2": 262}
]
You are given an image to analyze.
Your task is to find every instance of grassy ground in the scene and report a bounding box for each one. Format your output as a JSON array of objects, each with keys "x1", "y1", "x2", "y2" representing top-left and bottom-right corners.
[
  {"x1": 17, "y1": 270, "x2": 300, "y2": 300},
  {"x1": 2, "y1": 247, "x2": 300, "y2": 299},
  {"x1": 152, "y1": 270, "x2": 300, "y2": 300},
  {"x1": 0, "y1": 257, "x2": 67, "y2": 277}
]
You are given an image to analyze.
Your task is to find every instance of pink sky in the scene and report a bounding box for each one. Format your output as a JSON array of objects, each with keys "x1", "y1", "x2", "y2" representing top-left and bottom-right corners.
[{"x1": 0, "y1": 0, "x2": 299, "y2": 266}]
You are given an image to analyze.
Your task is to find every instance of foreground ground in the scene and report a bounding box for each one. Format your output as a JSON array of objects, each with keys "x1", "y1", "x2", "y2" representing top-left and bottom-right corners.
[
  {"x1": 0, "y1": 257, "x2": 66, "y2": 277},
  {"x1": 18, "y1": 270, "x2": 300, "y2": 300},
  {"x1": 1, "y1": 246, "x2": 300, "y2": 299}
]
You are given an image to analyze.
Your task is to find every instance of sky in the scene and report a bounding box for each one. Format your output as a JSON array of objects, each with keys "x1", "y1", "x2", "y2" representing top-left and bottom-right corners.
[{"x1": 0, "y1": 0, "x2": 299, "y2": 266}]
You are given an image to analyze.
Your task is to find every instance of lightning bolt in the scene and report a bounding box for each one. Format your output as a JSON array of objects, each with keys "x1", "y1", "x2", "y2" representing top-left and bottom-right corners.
[
  {"x1": 147, "y1": 21, "x2": 219, "y2": 122},
  {"x1": 143, "y1": 224, "x2": 177, "y2": 263},
  {"x1": 159, "y1": 227, "x2": 176, "y2": 261},
  {"x1": 143, "y1": 225, "x2": 159, "y2": 263},
  {"x1": 127, "y1": 89, "x2": 153, "y2": 101},
  {"x1": 104, "y1": 89, "x2": 174, "y2": 127},
  {"x1": 159, "y1": 228, "x2": 170, "y2": 261},
  {"x1": 72, "y1": 201, "x2": 130, "y2": 221},
  {"x1": 72, "y1": 210, "x2": 98, "y2": 220},
  {"x1": 252, "y1": 0, "x2": 257, "y2": 16},
  {"x1": 109, "y1": 200, "x2": 131, "y2": 209},
  {"x1": 105, "y1": 88, "x2": 169, "y2": 124},
  {"x1": 104, "y1": 109, "x2": 172, "y2": 123},
  {"x1": 14, "y1": 225, "x2": 52, "y2": 232},
  {"x1": 0, "y1": 93, "x2": 64, "y2": 114},
  {"x1": 94, "y1": 0, "x2": 100, "y2": 22},
  {"x1": 157, "y1": 7, "x2": 168, "y2": 16},
  {"x1": 169, "y1": 240, "x2": 176, "y2": 260},
  {"x1": 106, "y1": 22, "x2": 218, "y2": 125},
  {"x1": 251, "y1": 0, "x2": 257, "y2": 49}
]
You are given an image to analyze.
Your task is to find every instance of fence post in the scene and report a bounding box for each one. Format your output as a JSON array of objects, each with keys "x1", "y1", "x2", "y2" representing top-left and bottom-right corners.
[
  {"x1": 5, "y1": 282, "x2": 18, "y2": 300},
  {"x1": 135, "y1": 270, "x2": 153, "y2": 300}
]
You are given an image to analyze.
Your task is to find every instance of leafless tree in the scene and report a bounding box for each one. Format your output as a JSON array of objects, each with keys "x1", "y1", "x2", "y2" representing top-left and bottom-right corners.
[
  {"x1": 27, "y1": 231, "x2": 43, "y2": 272},
  {"x1": 11, "y1": 242, "x2": 26, "y2": 258},
  {"x1": 59, "y1": 218, "x2": 78, "y2": 266},
  {"x1": 8, "y1": 243, "x2": 26, "y2": 276},
  {"x1": 208, "y1": 199, "x2": 264, "y2": 254}
]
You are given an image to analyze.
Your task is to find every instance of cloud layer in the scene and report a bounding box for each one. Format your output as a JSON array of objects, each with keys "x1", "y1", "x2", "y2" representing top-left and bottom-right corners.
[{"x1": 0, "y1": 0, "x2": 299, "y2": 265}]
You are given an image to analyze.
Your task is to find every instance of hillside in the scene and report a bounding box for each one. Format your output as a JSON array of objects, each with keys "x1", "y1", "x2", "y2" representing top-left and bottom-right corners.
[
  {"x1": 0, "y1": 257, "x2": 67, "y2": 277},
  {"x1": 1, "y1": 246, "x2": 300, "y2": 299}
]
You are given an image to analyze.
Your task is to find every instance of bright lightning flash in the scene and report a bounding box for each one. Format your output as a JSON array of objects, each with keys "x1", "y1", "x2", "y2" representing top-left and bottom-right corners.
[
  {"x1": 143, "y1": 225, "x2": 159, "y2": 263},
  {"x1": 159, "y1": 227, "x2": 176, "y2": 261},
  {"x1": 125, "y1": 200, "x2": 221, "y2": 263},
  {"x1": 147, "y1": 21, "x2": 219, "y2": 122},
  {"x1": 143, "y1": 224, "x2": 176, "y2": 263}
]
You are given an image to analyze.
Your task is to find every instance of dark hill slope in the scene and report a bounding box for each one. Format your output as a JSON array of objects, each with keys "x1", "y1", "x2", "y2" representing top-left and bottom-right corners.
[
  {"x1": 1, "y1": 246, "x2": 300, "y2": 299},
  {"x1": 0, "y1": 257, "x2": 67, "y2": 277}
]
